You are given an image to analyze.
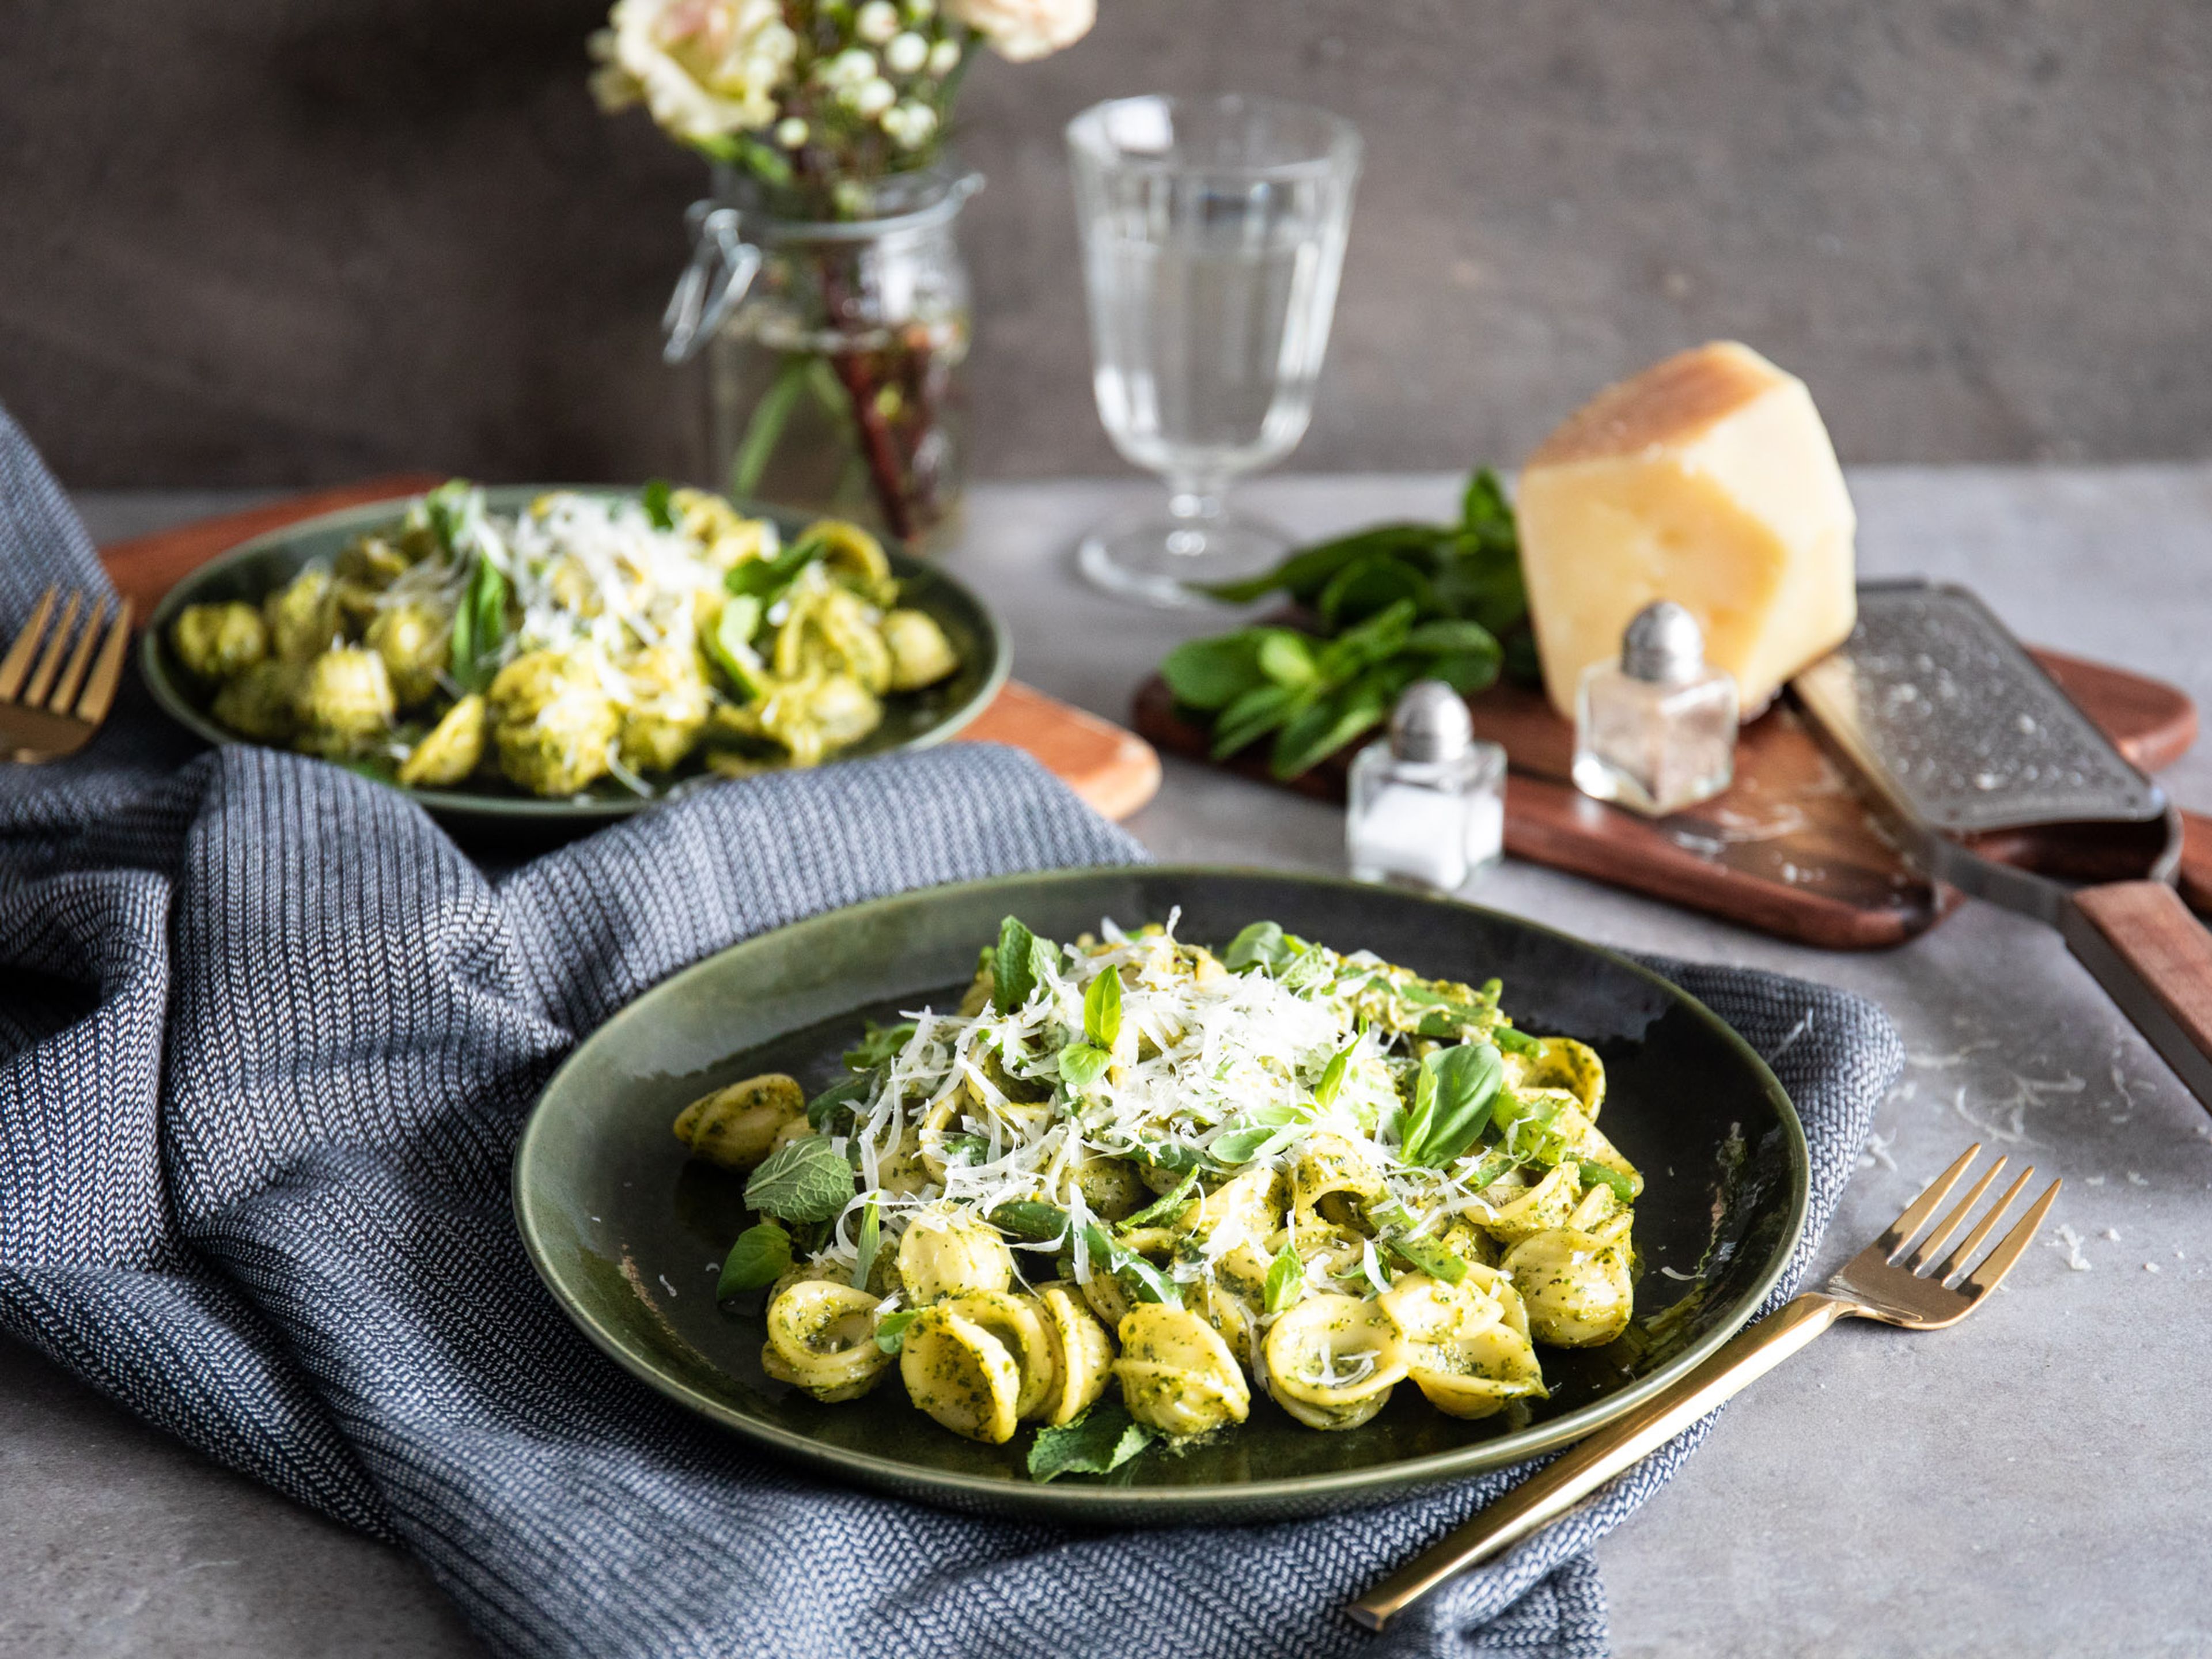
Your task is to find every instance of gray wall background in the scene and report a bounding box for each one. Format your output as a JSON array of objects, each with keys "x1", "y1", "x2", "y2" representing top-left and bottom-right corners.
[{"x1": 3, "y1": 1, "x2": 2209, "y2": 489}]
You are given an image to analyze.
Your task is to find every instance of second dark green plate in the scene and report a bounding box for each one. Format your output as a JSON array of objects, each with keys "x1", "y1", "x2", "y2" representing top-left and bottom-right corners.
[{"x1": 513, "y1": 867, "x2": 1806, "y2": 1524}]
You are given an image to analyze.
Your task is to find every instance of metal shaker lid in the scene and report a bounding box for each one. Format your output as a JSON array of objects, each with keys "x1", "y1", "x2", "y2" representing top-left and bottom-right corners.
[
  {"x1": 1622, "y1": 601, "x2": 1707, "y2": 684},
  {"x1": 1389, "y1": 679, "x2": 1474, "y2": 763}
]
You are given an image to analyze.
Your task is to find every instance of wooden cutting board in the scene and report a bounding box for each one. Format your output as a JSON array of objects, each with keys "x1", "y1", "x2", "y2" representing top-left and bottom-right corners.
[
  {"x1": 1135, "y1": 651, "x2": 2199, "y2": 949},
  {"x1": 98, "y1": 483, "x2": 1161, "y2": 823}
]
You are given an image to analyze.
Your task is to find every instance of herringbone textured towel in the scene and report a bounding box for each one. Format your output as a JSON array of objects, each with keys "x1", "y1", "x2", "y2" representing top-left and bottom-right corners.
[{"x1": 0, "y1": 405, "x2": 1901, "y2": 1658}]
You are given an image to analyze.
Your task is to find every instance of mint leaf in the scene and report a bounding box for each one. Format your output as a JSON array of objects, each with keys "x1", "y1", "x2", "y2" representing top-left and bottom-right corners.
[
  {"x1": 717, "y1": 1221, "x2": 791, "y2": 1298},
  {"x1": 874, "y1": 1306, "x2": 921, "y2": 1353},
  {"x1": 1059, "y1": 1042, "x2": 1111, "y2": 1092},
  {"x1": 744, "y1": 1135, "x2": 857, "y2": 1223},
  {"x1": 1084, "y1": 967, "x2": 1123, "y2": 1051},
  {"x1": 851, "y1": 1198, "x2": 881, "y2": 1289},
  {"x1": 1028, "y1": 1396, "x2": 1158, "y2": 1482},
  {"x1": 1263, "y1": 1238, "x2": 1304, "y2": 1312}
]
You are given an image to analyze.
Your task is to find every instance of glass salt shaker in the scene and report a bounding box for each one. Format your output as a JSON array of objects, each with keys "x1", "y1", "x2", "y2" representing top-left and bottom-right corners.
[
  {"x1": 1346, "y1": 680, "x2": 1506, "y2": 895},
  {"x1": 1572, "y1": 600, "x2": 1739, "y2": 816}
]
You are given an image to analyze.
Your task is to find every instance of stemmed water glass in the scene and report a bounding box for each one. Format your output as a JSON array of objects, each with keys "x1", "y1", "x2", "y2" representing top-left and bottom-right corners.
[{"x1": 1066, "y1": 94, "x2": 1362, "y2": 606}]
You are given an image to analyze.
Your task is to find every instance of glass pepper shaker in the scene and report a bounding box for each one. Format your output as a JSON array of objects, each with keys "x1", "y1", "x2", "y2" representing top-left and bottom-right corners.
[
  {"x1": 1572, "y1": 600, "x2": 1739, "y2": 816},
  {"x1": 1346, "y1": 680, "x2": 1507, "y2": 895}
]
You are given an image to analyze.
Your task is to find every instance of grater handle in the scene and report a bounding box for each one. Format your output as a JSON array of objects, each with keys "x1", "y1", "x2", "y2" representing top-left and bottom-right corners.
[
  {"x1": 2178, "y1": 810, "x2": 2212, "y2": 918},
  {"x1": 2065, "y1": 881, "x2": 2212, "y2": 1110}
]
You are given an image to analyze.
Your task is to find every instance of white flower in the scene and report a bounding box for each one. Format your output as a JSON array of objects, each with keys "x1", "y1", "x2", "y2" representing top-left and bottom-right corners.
[
  {"x1": 881, "y1": 100, "x2": 939, "y2": 149},
  {"x1": 855, "y1": 1, "x2": 901, "y2": 43},
  {"x1": 926, "y1": 37, "x2": 961, "y2": 75},
  {"x1": 942, "y1": 0, "x2": 1093, "y2": 62},
  {"x1": 884, "y1": 31, "x2": 929, "y2": 74},
  {"x1": 774, "y1": 115, "x2": 809, "y2": 147},
  {"x1": 820, "y1": 47, "x2": 877, "y2": 88},
  {"x1": 848, "y1": 76, "x2": 897, "y2": 118},
  {"x1": 589, "y1": 0, "x2": 798, "y2": 142}
]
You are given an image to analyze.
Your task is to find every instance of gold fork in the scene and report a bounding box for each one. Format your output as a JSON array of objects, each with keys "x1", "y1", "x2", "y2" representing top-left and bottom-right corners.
[
  {"x1": 1347, "y1": 1145, "x2": 2058, "y2": 1631},
  {"x1": 0, "y1": 586, "x2": 134, "y2": 761}
]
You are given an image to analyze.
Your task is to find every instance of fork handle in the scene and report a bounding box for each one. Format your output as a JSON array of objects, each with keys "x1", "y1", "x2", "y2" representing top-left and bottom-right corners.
[{"x1": 1345, "y1": 1293, "x2": 1855, "y2": 1631}]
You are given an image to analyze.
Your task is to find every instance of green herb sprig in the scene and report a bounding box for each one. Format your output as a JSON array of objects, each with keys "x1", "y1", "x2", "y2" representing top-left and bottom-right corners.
[{"x1": 1156, "y1": 467, "x2": 1533, "y2": 779}]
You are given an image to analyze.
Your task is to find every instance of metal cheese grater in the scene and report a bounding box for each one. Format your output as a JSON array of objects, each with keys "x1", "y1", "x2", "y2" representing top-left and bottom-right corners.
[{"x1": 1796, "y1": 579, "x2": 2212, "y2": 1107}]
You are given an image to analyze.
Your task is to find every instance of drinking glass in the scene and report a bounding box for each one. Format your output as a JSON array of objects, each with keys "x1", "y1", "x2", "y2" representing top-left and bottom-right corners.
[{"x1": 1067, "y1": 94, "x2": 1362, "y2": 605}]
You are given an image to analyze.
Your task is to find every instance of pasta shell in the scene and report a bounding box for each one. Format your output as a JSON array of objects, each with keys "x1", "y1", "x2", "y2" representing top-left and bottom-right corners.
[
  {"x1": 1033, "y1": 1283, "x2": 1115, "y2": 1426},
  {"x1": 899, "y1": 1306, "x2": 1022, "y2": 1444},
  {"x1": 940, "y1": 1291, "x2": 1057, "y2": 1421},
  {"x1": 896, "y1": 1209, "x2": 1014, "y2": 1304},
  {"x1": 1114, "y1": 1305, "x2": 1250, "y2": 1439},
  {"x1": 763, "y1": 1279, "x2": 892, "y2": 1402},
  {"x1": 1503, "y1": 1228, "x2": 1634, "y2": 1348},
  {"x1": 1262, "y1": 1294, "x2": 1408, "y2": 1431}
]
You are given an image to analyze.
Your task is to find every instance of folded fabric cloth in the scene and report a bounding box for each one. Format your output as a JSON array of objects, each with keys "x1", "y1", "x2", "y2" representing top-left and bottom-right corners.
[{"x1": 0, "y1": 406, "x2": 1902, "y2": 1659}]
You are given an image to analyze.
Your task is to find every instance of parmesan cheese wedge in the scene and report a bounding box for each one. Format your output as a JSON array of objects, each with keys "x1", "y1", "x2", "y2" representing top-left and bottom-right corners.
[{"x1": 1516, "y1": 341, "x2": 1857, "y2": 719}]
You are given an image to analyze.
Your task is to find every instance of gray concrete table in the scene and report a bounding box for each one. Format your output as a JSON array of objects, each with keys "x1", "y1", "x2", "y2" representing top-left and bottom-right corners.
[{"x1": 9, "y1": 469, "x2": 2211, "y2": 1658}]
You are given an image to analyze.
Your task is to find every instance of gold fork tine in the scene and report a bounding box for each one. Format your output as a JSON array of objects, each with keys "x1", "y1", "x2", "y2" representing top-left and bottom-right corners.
[
  {"x1": 0, "y1": 586, "x2": 58, "y2": 700},
  {"x1": 1906, "y1": 1154, "x2": 2006, "y2": 1272},
  {"x1": 1935, "y1": 1164, "x2": 2036, "y2": 1284},
  {"x1": 1878, "y1": 1142, "x2": 1981, "y2": 1259},
  {"x1": 46, "y1": 594, "x2": 108, "y2": 711},
  {"x1": 21, "y1": 590, "x2": 82, "y2": 707},
  {"x1": 1960, "y1": 1176, "x2": 2061, "y2": 1299},
  {"x1": 73, "y1": 597, "x2": 133, "y2": 726}
]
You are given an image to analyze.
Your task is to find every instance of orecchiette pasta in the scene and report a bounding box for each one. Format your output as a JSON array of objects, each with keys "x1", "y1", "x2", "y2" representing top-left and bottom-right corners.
[
  {"x1": 172, "y1": 482, "x2": 963, "y2": 798},
  {"x1": 683, "y1": 916, "x2": 1650, "y2": 1476},
  {"x1": 1114, "y1": 1305, "x2": 1250, "y2": 1438},
  {"x1": 763, "y1": 1280, "x2": 892, "y2": 1403}
]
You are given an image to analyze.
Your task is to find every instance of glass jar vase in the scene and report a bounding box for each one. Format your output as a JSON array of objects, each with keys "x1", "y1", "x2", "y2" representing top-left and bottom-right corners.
[{"x1": 666, "y1": 169, "x2": 978, "y2": 552}]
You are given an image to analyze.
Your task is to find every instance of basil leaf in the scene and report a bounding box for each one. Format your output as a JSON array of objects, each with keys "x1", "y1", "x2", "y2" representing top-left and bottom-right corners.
[
  {"x1": 725, "y1": 532, "x2": 825, "y2": 603},
  {"x1": 1402, "y1": 1043, "x2": 1505, "y2": 1168},
  {"x1": 1027, "y1": 1396, "x2": 1157, "y2": 1482},
  {"x1": 851, "y1": 1198, "x2": 881, "y2": 1289},
  {"x1": 743, "y1": 1135, "x2": 858, "y2": 1223},
  {"x1": 1268, "y1": 676, "x2": 1397, "y2": 779},
  {"x1": 1059, "y1": 1043, "x2": 1111, "y2": 1092},
  {"x1": 874, "y1": 1306, "x2": 922, "y2": 1354},
  {"x1": 1210, "y1": 1103, "x2": 1310, "y2": 1165},
  {"x1": 806, "y1": 1075, "x2": 872, "y2": 1133},
  {"x1": 1224, "y1": 921, "x2": 1295, "y2": 976},
  {"x1": 1083, "y1": 967, "x2": 1122, "y2": 1051},
  {"x1": 1255, "y1": 630, "x2": 1319, "y2": 687},
  {"x1": 717, "y1": 1220, "x2": 791, "y2": 1298},
  {"x1": 1579, "y1": 1160, "x2": 1637, "y2": 1203},
  {"x1": 1385, "y1": 1232, "x2": 1468, "y2": 1285},
  {"x1": 1081, "y1": 1222, "x2": 1180, "y2": 1306},
  {"x1": 641, "y1": 478, "x2": 676, "y2": 529},
  {"x1": 1263, "y1": 1239, "x2": 1304, "y2": 1313},
  {"x1": 1119, "y1": 1168, "x2": 1198, "y2": 1231},
  {"x1": 1159, "y1": 631, "x2": 1271, "y2": 711},
  {"x1": 844, "y1": 1020, "x2": 916, "y2": 1073},
  {"x1": 1312, "y1": 1042, "x2": 1357, "y2": 1111},
  {"x1": 993, "y1": 915, "x2": 1052, "y2": 1014}
]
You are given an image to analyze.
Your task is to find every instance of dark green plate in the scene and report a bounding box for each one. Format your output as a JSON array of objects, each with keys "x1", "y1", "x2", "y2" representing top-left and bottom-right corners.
[
  {"x1": 513, "y1": 867, "x2": 1806, "y2": 1523},
  {"x1": 140, "y1": 486, "x2": 1010, "y2": 835}
]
